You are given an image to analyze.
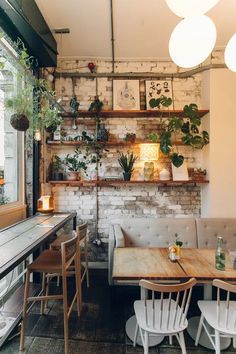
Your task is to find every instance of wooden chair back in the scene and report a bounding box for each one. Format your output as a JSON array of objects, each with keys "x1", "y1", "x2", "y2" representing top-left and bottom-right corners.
[
  {"x1": 213, "y1": 279, "x2": 236, "y2": 330},
  {"x1": 77, "y1": 223, "x2": 87, "y2": 241},
  {"x1": 61, "y1": 234, "x2": 78, "y2": 269},
  {"x1": 139, "y1": 278, "x2": 197, "y2": 331}
]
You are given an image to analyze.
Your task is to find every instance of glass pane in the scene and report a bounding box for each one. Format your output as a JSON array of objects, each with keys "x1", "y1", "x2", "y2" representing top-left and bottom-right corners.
[{"x1": 0, "y1": 42, "x2": 20, "y2": 205}]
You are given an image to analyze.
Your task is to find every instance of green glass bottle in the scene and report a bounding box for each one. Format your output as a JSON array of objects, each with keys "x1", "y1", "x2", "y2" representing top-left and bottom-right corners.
[{"x1": 215, "y1": 236, "x2": 225, "y2": 271}]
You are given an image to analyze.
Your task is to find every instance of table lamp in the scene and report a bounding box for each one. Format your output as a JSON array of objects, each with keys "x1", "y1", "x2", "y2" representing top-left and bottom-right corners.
[
  {"x1": 37, "y1": 195, "x2": 54, "y2": 213},
  {"x1": 37, "y1": 183, "x2": 54, "y2": 213},
  {"x1": 140, "y1": 143, "x2": 160, "y2": 181}
]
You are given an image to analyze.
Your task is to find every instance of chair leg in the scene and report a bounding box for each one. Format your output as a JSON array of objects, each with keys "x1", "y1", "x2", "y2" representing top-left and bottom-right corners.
[
  {"x1": 178, "y1": 331, "x2": 187, "y2": 354},
  {"x1": 77, "y1": 247, "x2": 82, "y2": 308},
  {"x1": 133, "y1": 323, "x2": 138, "y2": 347},
  {"x1": 169, "y1": 335, "x2": 173, "y2": 345},
  {"x1": 144, "y1": 331, "x2": 149, "y2": 354},
  {"x1": 40, "y1": 272, "x2": 46, "y2": 315},
  {"x1": 195, "y1": 313, "x2": 204, "y2": 346},
  {"x1": 84, "y1": 238, "x2": 89, "y2": 288},
  {"x1": 20, "y1": 270, "x2": 31, "y2": 351},
  {"x1": 215, "y1": 329, "x2": 220, "y2": 354},
  {"x1": 233, "y1": 337, "x2": 236, "y2": 348},
  {"x1": 62, "y1": 272, "x2": 69, "y2": 354},
  {"x1": 74, "y1": 254, "x2": 81, "y2": 316}
]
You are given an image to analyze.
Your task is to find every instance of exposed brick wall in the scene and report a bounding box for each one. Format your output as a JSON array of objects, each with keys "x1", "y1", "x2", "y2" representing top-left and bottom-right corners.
[{"x1": 44, "y1": 59, "x2": 207, "y2": 262}]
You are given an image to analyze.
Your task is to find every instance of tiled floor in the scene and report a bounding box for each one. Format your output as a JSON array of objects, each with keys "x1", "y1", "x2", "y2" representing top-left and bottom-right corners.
[{"x1": 0, "y1": 270, "x2": 235, "y2": 353}]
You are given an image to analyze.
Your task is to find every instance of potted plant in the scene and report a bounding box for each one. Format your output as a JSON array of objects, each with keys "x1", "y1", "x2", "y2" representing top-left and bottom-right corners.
[
  {"x1": 4, "y1": 39, "x2": 63, "y2": 136},
  {"x1": 50, "y1": 155, "x2": 64, "y2": 181},
  {"x1": 40, "y1": 104, "x2": 62, "y2": 133},
  {"x1": 124, "y1": 132, "x2": 136, "y2": 143},
  {"x1": 64, "y1": 148, "x2": 87, "y2": 180},
  {"x1": 5, "y1": 84, "x2": 33, "y2": 131},
  {"x1": 118, "y1": 151, "x2": 138, "y2": 181},
  {"x1": 149, "y1": 96, "x2": 209, "y2": 167}
]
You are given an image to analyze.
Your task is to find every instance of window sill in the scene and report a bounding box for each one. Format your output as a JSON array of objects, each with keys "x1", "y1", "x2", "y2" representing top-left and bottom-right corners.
[{"x1": 0, "y1": 203, "x2": 27, "y2": 229}]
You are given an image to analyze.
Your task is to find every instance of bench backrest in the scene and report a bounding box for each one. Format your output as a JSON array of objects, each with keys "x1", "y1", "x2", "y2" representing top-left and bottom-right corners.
[
  {"x1": 112, "y1": 218, "x2": 197, "y2": 248},
  {"x1": 196, "y1": 218, "x2": 236, "y2": 249}
]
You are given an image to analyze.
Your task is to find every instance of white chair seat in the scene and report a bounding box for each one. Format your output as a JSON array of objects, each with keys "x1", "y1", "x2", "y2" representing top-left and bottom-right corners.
[
  {"x1": 198, "y1": 300, "x2": 236, "y2": 336},
  {"x1": 134, "y1": 299, "x2": 187, "y2": 334}
]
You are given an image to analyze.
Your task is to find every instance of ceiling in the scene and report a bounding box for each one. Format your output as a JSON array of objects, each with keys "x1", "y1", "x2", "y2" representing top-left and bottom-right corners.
[{"x1": 35, "y1": 0, "x2": 236, "y2": 61}]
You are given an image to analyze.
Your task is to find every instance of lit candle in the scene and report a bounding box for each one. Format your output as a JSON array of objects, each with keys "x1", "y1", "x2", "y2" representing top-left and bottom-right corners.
[{"x1": 42, "y1": 195, "x2": 50, "y2": 210}]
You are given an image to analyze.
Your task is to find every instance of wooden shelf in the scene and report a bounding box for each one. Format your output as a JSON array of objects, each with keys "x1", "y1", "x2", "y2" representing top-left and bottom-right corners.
[
  {"x1": 47, "y1": 139, "x2": 186, "y2": 147},
  {"x1": 60, "y1": 109, "x2": 209, "y2": 119},
  {"x1": 49, "y1": 179, "x2": 209, "y2": 187}
]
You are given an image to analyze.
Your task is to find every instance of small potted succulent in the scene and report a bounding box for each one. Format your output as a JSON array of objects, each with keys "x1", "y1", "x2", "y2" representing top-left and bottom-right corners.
[
  {"x1": 118, "y1": 151, "x2": 138, "y2": 181},
  {"x1": 50, "y1": 155, "x2": 64, "y2": 181},
  {"x1": 64, "y1": 149, "x2": 87, "y2": 180},
  {"x1": 124, "y1": 132, "x2": 136, "y2": 143}
]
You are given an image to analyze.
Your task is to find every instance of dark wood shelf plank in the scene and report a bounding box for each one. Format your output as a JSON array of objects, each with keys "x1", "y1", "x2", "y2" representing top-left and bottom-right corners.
[
  {"x1": 49, "y1": 180, "x2": 209, "y2": 186},
  {"x1": 47, "y1": 140, "x2": 187, "y2": 147},
  {"x1": 60, "y1": 109, "x2": 209, "y2": 119}
]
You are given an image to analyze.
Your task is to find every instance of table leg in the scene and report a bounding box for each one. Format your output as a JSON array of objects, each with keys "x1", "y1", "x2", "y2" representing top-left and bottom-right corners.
[{"x1": 187, "y1": 284, "x2": 231, "y2": 350}]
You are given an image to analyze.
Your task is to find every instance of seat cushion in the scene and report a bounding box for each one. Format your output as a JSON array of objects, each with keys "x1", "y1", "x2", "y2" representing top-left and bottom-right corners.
[{"x1": 28, "y1": 250, "x2": 62, "y2": 273}]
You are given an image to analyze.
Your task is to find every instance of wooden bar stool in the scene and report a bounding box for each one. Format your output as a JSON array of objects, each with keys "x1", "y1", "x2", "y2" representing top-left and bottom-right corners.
[
  {"x1": 20, "y1": 235, "x2": 81, "y2": 354},
  {"x1": 50, "y1": 223, "x2": 89, "y2": 289}
]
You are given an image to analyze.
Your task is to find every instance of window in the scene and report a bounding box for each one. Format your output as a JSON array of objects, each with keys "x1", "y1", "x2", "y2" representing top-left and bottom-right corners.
[{"x1": 0, "y1": 37, "x2": 24, "y2": 209}]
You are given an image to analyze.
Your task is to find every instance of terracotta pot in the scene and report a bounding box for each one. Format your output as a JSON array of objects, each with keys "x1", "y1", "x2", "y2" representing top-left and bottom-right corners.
[
  {"x1": 66, "y1": 172, "x2": 78, "y2": 181},
  {"x1": 10, "y1": 113, "x2": 29, "y2": 131}
]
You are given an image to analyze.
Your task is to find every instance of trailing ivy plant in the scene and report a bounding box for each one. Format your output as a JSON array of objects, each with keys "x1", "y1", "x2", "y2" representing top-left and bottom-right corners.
[{"x1": 149, "y1": 96, "x2": 209, "y2": 167}]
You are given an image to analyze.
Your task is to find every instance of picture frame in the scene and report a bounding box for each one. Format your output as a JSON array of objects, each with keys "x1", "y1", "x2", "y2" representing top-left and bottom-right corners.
[
  {"x1": 172, "y1": 161, "x2": 189, "y2": 181},
  {"x1": 145, "y1": 80, "x2": 173, "y2": 110},
  {"x1": 113, "y1": 80, "x2": 140, "y2": 110}
]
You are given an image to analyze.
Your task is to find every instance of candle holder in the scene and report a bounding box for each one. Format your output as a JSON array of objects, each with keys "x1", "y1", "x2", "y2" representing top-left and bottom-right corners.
[{"x1": 37, "y1": 195, "x2": 54, "y2": 214}]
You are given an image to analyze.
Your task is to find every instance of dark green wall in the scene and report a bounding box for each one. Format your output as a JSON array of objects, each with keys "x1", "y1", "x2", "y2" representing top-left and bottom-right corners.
[{"x1": 0, "y1": 0, "x2": 57, "y2": 67}]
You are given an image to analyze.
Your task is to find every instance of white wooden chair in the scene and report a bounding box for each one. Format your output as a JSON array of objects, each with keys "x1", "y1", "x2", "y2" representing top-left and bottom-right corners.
[
  {"x1": 133, "y1": 278, "x2": 197, "y2": 354},
  {"x1": 195, "y1": 279, "x2": 236, "y2": 354}
]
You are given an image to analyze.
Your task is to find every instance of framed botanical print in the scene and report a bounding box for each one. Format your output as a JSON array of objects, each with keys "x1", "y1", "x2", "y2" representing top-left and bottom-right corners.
[
  {"x1": 145, "y1": 80, "x2": 173, "y2": 109},
  {"x1": 113, "y1": 80, "x2": 140, "y2": 110}
]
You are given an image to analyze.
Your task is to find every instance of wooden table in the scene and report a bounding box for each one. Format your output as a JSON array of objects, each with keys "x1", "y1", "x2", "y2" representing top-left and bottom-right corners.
[
  {"x1": 113, "y1": 247, "x2": 236, "y2": 349},
  {"x1": 0, "y1": 212, "x2": 76, "y2": 280},
  {"x1": 0, "y1": 212, "x2": 76, "y2": 346}
]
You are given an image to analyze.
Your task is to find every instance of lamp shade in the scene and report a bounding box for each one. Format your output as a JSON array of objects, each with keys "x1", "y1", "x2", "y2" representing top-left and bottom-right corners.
[
  {"x1": 140, "y1": 143, "x2": 160, "y2": 161},
  {"x1": 225, "y1": 33, "x2": 236, "y2": 72},
  {"x1": 166, "y1": 0, "x2": 220, "y2": 18},
  {"x1": 169, "y1": 15, "x2": 216, "y2": 68}
]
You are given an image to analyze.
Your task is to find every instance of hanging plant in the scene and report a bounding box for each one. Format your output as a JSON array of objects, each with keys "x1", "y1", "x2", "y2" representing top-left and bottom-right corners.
[
  {"x1": 149, "y1": 96, "x2": 209, "y2": 167},
  {"x1": 3, "y1": 38, "x2": 63, "y2": 136}
]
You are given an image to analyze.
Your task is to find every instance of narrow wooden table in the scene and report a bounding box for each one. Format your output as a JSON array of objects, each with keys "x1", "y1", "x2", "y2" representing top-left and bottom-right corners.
[
  {"x1": 113, "y1": 247, "x2": 236, "y2": 349},
  {"x1": 0, "y1": 212, "x2": 76, "y2": 347}
]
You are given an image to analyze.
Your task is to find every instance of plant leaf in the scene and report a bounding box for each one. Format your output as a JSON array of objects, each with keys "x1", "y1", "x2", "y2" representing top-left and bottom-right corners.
[{"x1": 171, "y1": 153, "x2": 184, "y2": 167}]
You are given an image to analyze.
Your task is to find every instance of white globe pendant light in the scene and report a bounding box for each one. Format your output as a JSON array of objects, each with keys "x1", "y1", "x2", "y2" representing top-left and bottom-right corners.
[
  {"x1": 166, "y1": 0, "x2": 220, "y2": 18},
  {"x1": 225, "y1": 33, "x2": 236, "y2": 72},
  {"x1": 169, "y1": 15, "x2": 216, "y2": 68}
]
